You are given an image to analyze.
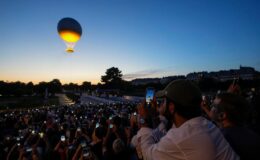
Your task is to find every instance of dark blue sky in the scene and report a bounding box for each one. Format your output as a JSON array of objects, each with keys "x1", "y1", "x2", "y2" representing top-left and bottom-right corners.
[{"x1": 1, "y1": 0, "x2": 259, "y2": 84}]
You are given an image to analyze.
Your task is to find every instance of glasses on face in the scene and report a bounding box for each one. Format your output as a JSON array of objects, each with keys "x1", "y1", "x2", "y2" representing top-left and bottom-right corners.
[
  {"x1": 157, "y1": 98, "x2": 169, "y2": 111},
  {"x1": 210, "y1": 104, "x2": 217, "y2": 109},
  {"x1": 210, "y1": 103, "x2": 220, "y2": 114},
  {"x1": 156, "y1": 99, "x2": 164, "y2": 107}
]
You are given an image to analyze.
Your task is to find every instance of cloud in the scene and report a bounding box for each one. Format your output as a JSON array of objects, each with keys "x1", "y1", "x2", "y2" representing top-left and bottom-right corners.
[{"x1": 123, "y1": 68, "x2": 168, "y2": 80}]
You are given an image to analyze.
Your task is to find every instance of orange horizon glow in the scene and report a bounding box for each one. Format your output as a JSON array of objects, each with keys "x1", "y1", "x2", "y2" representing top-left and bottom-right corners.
[{"x1": 0, "y1": 78, "x2": 101, "y2": 85}]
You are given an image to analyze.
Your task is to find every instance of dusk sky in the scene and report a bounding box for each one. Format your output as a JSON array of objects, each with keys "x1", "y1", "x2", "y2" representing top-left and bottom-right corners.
[{"x1": 1, "y1": 0, "x2": 259, "y2": 84}]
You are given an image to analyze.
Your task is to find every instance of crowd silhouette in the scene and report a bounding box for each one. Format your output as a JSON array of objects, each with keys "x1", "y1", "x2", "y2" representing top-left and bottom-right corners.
[{"x1": 0, "y1": 79, "x2": 259, "y2": 160}]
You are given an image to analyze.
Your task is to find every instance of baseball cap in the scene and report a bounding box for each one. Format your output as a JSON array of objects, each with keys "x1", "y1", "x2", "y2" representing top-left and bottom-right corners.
[{"x1": 156, "y1": 79, "x2": 202, "y2": 108}]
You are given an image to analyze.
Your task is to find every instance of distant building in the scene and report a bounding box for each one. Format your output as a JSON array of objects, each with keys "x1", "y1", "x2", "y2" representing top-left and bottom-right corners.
[
  {"x1": 131, "y1": 78, "x2": 160, "y2": 85},
  {"x1": 160, "y1": 75, "x2": 186, "y2": 84},
  {"x1": 187, "y1": 66, "x2": 258, "y2": 81},
  {"x1": 186, "y1": 72, "x2": 208, "y2": 81},
  {"x1": 131, "y1": 66, "x2": 259, "y2": 85}
]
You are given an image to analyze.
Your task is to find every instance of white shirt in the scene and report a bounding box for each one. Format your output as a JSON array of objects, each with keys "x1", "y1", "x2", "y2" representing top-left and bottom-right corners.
[
  {"x1": 137, "y1": 116, "x2": 239, "y2": 160},
  {"x1": 131, "y1": 115, "x2": 168, "y2": 147}
]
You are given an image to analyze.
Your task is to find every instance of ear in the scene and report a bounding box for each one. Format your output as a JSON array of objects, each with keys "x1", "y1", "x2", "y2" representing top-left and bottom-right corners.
[{"x1": 168, "y1": 102, "x2": 175, "y2": 114}]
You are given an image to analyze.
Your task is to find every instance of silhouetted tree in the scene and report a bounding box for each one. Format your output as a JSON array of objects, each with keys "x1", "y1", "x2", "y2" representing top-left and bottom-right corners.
[
  {"x1": 0, "y1": 81, "x2": 34, "y2": 96},
  {"x1": 81, "y1": 81, "x2": 91, "y2": 92},
  {"x1": 26, "y1": 82, "x2": 34, "y2": 95},
  {"x1": 63, "y1": 83, "x2": 79, "y2": 92},
  {"x1": 48, "y1": 79, "x2": 62, "y2": 96},
  {"x1": 101, "y1": 67, "x2": 123, "y2": 89},
  {"x1": 12, "y1": 81, "x2": 26, "y2": 96},
  {"x1": 35, "y1": 82, "x2": 48, "y2": 96}
]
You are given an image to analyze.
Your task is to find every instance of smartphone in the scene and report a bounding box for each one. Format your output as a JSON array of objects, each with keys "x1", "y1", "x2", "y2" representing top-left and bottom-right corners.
[
  {"x1": 39, "y1": 132, "x2": 44, "y2": 138},
  {"x1": 68, "y1": 145, "x2": 74, "y2": 150},
  {"x1": 146, "y1": 87, "x2": 155, "y2": 105},
  {"x1": 202, "y1": 95, "x2": 208, "y2": 106},
  {"x1": 109, "y1": 124, "x2": 113, "y2": 129},
  {"x1": 26, "y1": 147, "x2": 32, "y2": 152},
  {"x1": 83, "y1": 148, "x2": 89, "y2": 157},
  {"x1": 81, "y1": 141, "x2": 87, "y2": 148},
  {"x1": 61, "y1": 135, "x2": 65, "y2": 142},
  {"x1": 202, "y1": 95, "x2": 206, "y2": 101},
  {"x1": 95, "y1": 123, "x2": 99, "y2": 128}
]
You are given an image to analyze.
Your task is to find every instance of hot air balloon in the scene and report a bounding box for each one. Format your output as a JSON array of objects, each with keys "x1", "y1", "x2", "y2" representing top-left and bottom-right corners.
[{"x1": 57, "y1": 17, "x2": 82, "y2": 53}]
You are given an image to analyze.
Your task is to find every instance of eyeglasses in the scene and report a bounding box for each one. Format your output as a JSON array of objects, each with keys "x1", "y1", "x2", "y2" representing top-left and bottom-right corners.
[
  {"x1": 210, "y1": 104, "x2": 217, "y2": 109},
  {"x1": 210, "y1": 104, "x2": 220, "y2": 113},
  {"x1": 156, "y1": 99, "x2": 163, "y2": 106}
]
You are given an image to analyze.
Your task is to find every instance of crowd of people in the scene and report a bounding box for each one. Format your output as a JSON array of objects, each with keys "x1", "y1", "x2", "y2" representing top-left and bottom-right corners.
[
  {"x1": 0, "y1": 102, "x2": 139, "y2": 160},
  {"x1": 0, "y1": 79, "x2": 260, "y2": 160}
]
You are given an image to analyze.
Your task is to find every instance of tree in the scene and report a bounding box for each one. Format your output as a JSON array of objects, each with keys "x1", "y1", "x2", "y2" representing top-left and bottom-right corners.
[
  {"x1": 81, "y1": 81, "x2": 91, "y2": 92},
  {"x1": 26, "y1": 82, "x2": 34, "y2": 95},
  {"x1": 35, "y1": 82, "x2": 48, "y2": 96},
  {"x1": 63, "y1": 83, "x2": 79, "y2": 91},
  {"x1": 48, "y1": 79, "x2": 62, "y2": 96},
  {"x1": 101, "y1": 67, "x2": 123, "y2": 89}
]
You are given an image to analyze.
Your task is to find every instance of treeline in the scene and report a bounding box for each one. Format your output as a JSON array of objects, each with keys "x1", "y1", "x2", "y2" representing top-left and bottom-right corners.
[
  {"x1": 0, "y1": 79, "x2": 63, "y2": 97},
  {"x1": 1, "y1": 67, "x2": 259, "y2": 97},
  {"x1": 0, "y1": 79, "x2": 94, "y2": 97}
]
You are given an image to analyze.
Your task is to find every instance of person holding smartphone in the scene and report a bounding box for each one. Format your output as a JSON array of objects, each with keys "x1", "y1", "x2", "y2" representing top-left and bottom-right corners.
[
  {"x1": 135, "y1": 80, "x2": 239, "y2": 160},
  {"x1": 209, "y1": 92, "x2": 260, "y2": 160},
  {"x1": 227, "y1": 77, "x2": 241, "y2": 95},
  {"x1": 54, "y1": 135, "x2": 68, "y2": 160}
]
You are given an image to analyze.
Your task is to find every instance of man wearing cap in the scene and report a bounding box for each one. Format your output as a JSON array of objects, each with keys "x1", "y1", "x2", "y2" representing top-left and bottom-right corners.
[{"x1": 136, "y1": 80, "x2": 239, "y2": 160}]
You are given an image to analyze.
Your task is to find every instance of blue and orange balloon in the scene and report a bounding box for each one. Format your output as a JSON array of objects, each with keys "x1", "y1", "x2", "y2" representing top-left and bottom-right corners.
[{"x1": 57, "y1": 17, "x2": 82, "y2": 53}]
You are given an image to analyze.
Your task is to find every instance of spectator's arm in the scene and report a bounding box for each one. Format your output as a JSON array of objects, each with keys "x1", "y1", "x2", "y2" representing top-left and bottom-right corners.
[
  {"x1": 82, "y1": 133, "x2": 91, "y2": 142},
  {"x1": 112, "y1": 125, "x2": 122, "y2": 139},
  {"x1": 18, "y1": 147, "x2": 25, "y2": 160},
  {"x1": 54, "y1": 141, "x2": 61, "y2": 151},
  {"x1": 103, "y1": 126, "x2": 112, "y2": 146},
  {"x1": 6, "y1": 144, "x2": 17, "y2": 160},
  {"x1": 130, "y1": 135, "x2": 138, "y2": 147},
  {"x1": 201, "y1": 100, "x2": 211, "y2": 118},
  {"x1": 33, "y1": 136, "x2": 41, "y2": 148},
  {"x1": 125, "y1": 127, "x2": 132, "y2": 146},
  {"x1": 142, "y1": 115, "x2": 167, "y2": 144},
  {"x1": 139, "y1": 128, "x2": 177, "y2": 160},
  {"x1": 72, "y1": 145, "x2": 82, "y2": 160}
]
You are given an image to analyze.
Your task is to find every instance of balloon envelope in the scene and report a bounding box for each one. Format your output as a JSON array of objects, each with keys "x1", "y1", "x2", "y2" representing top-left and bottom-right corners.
[{"x1": 57, "y1": 17, "x2": 82, "y2": 53}]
